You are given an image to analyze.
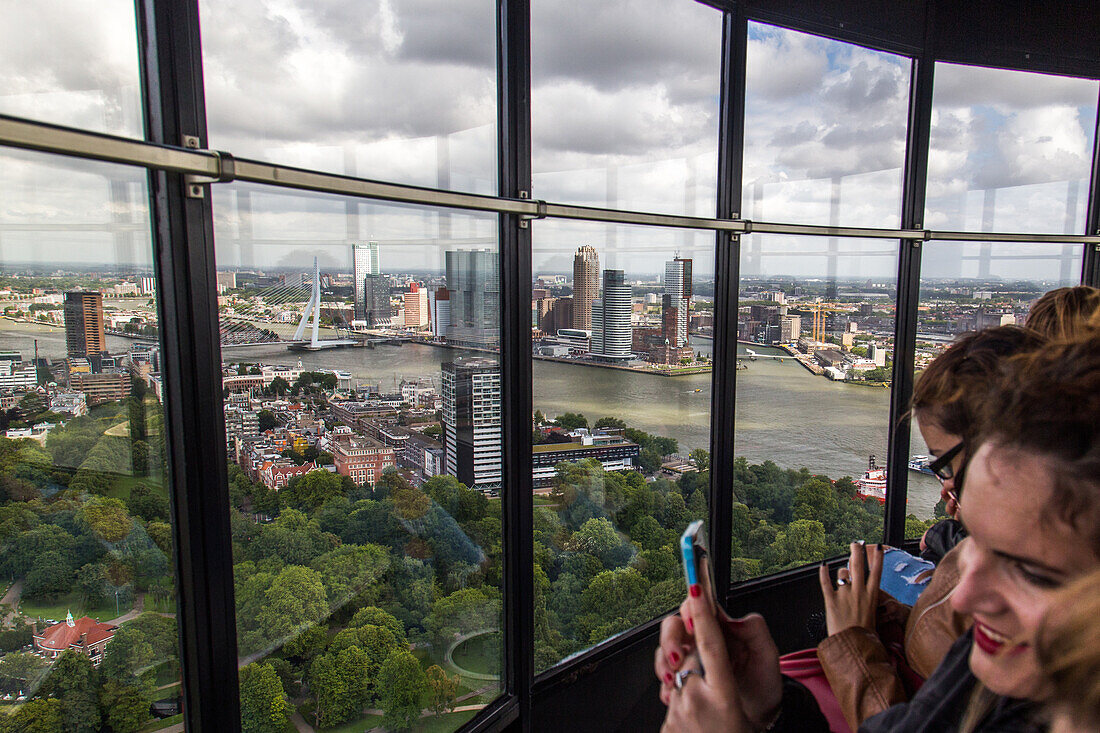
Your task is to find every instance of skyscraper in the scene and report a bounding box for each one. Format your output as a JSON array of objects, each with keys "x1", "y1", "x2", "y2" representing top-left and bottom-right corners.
[
  {"x1": 441, "y1": 358, "x2": 502, "y2": 492},
  {"x1": 64, "y1": 291, "x2": 106, "y2": 361},
  {"x1": 403, "y1": 283, "x2": 429, "y2": 329},
  {"x1": 352, "y1": 242, "x2": 380, "y2": 321},
  {"x1": 664, "y1": 257, "x2": 692, "y2": 348},
  {"x1": 429, "y1": 287, "x2": 451, "y2": 339},
  {"x1": 590, "y1": 269, "x2": 632, "y2": 359},
  {"x1": 363, "y1": 275, "x2": 391, "y2": 326},
  {"x1": 572, "y1": 245, "x2": 599, "y2": 330},
  {"x1": 444, "y1": 249, "x2": 498, "y2": 349}
]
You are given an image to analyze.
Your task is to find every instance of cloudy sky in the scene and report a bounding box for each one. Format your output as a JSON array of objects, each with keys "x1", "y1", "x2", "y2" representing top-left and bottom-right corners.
[{"x1": 0, "y1": 0, "x2": 1095, "y2": 286}]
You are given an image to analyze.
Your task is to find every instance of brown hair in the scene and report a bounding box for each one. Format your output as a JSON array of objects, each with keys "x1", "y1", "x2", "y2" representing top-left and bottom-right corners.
[
  {"x1": 975, "y1": 330, "x2": 1100, "y2": 555},
  {"x1": 1035, "y1": 569, "x2": 1100, "y2": 731},
  {"x1": 911, "y1": 325, "x2": 1047, "y2": 440},
  {"x1": 1025, "y1": 286, "x2": 1100, "y2": 341}
]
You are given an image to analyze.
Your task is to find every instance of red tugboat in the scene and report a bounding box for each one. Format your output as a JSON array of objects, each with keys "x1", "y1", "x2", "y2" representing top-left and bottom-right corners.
[{"x1": 855, "y1": 454, "x2": 887, "y2": 503}]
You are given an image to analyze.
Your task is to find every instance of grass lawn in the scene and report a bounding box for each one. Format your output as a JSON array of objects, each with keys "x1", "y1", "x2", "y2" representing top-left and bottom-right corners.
[
  {"x1": 152, "y1": 684, "x2": 180, "y2": 701},
  {"x1": 145, "y1": 595, "x2": 177, "y2": 614},
  {"x1": 311, "y1": 710, "x2": 476, "y2": 733},
  {"x1": 19, "y1": 591, "x2": 116, "y2": 623},
  {"x1": 105, "y1": 473, "x2": 166, "y2": 502},
  {"x1": 450, "y1": 632, "x2": 501, "y2": 677},
  {"x1": 532, "y1": 496, "x2": 558, "y2": 506}
]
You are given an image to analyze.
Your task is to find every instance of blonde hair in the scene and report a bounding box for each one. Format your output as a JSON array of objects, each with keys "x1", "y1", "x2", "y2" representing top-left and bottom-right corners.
[
  {"x1": 1025, "y1": 286, "x2": 1100, "y2": 341},
  {"x1": 1035, "y1": 570, "x2": 1100, "y2": 731}
]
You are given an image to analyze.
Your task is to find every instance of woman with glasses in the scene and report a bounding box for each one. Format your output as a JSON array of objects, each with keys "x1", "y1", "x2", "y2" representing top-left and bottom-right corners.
[{"x1": 658, "y1": 329, "x2": 1100, "y2": 732}]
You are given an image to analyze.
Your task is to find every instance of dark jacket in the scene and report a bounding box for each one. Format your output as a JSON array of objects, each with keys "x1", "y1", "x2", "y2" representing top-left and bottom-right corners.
[
  {"x1": 921, "y1": 519, "x2": 968, "y2": 564},
  {"x1": 777, "y1": 631, "x2": 1043, "y2": 733}
]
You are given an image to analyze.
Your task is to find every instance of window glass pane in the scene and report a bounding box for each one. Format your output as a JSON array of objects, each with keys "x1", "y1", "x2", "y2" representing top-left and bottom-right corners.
[
  {"x1": 742, "y1": 23, "x2": 910, "y2": 228},
  {"x1": 199, "y1": 0, "x2": 497, "y2": 193},
  {"x1": 926, "y1": 64, "x2": 1099, "y2": 234},
  {"x1": 530, "y1": 0, "x2": 721, "y2": 216},
  {"x1": 906, "y1": 241, "x2": 1084, "y2": 535},
  {"x1": 0, "y1": 149, "x2": 183, "y2": 728},
  {"x1": 0, "y1": 1, "x2": 144, "y2": 137},
  {"x1": 213, "y1": 185, "x2": 502, "y2": 730},
  {"x1": 532, "y1": 221, "x2": 713, "y2": 671},
  {"x1": 731, "y1": 235, "x2": 894, "y2": 581}
]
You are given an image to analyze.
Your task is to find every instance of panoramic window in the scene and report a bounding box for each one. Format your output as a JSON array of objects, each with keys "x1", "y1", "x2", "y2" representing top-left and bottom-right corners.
[
  {"x1": 0, "y1": 149, "x2": 183, "y2": 730},
  {"x1": 530, "y1": 0, "x2": 721, "y2": 216},
  {"x1": 926, "y1": 63, "x2": 1099, "y2": 234},
  {"x1": 742, "y1": 23, "x2": 910, "y2": 227},
  {"x1": 199, "y1": 0, "x2": 497, "y2": 192},
  {"x1": 731, "y1": 235, "x2": 893, "y2": 580},
  {"x1": 0, "y1": 0, "x2": 144, "y2": 138},
  {"x1": 906, "y1": 241, "x2": 1085, "y2": 535},
  {"x1": 531, "y1": 221, "x2": 714, "y2": 671},
  {"x1": 209, "y1": 184, "x2": 503, "y2": 731}
]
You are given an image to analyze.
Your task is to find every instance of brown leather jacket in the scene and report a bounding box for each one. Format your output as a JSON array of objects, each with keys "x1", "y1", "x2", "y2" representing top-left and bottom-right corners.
[{"x1": 816, "y1": 541, "x2": 973, "y2": 731}]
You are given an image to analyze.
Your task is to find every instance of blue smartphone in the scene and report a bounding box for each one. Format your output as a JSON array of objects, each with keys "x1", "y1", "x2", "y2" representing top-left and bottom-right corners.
[{"x1": 680, "y1": 520, "x2": 716, "y2": 610}]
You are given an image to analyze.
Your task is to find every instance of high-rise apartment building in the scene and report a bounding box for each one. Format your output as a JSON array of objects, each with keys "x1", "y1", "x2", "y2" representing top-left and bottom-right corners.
[
  {"x1": 590, "y1": 269, "x2": 632, "y2": 359},
  {"x1": 64, "y1": 291, "x2": 107, "y2": 361},
  {"x1": 429, "y1": 287, "x2": 450, "y2": 339},
  {"x1": 352, "y1": 242, "x2": 381, "y2": 321},
  {"x1": 441, "y1": 358, "x2": 502, "y2": 492},
  {"x1": 362, "y1": 274, "x2": 391, "y2": 326},
  {"x1": 444, "y1": 249, "x2": 498, "y2": 349},
  {"x1": 664, "y1": 257, "x2": 692, "y2": 348},
  {"x1": 403, "y1": 283, "x2": 429, "y2": 329},
  {"x1": 572, "y1": 245, "x2": 599, "y2": 330}
]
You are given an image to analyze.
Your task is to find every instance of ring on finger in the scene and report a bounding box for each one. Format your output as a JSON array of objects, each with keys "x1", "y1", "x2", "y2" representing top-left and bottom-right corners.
[
  {"x1": 836, "y1": 577, "x2": 848, "y2": 587},
  {"x1": 675, "y1": 668, "x2": 704, "y2": 690}
]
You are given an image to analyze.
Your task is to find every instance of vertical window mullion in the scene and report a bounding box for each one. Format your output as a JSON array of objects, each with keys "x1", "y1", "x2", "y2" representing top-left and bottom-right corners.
[
  {"x1": 498, "y1": 0, "x2": 534, "y2": 728},
  {"x1": 136, "y1": 0, "x2": 241, "y2": 728},
  {"x1": 884, "y1": 50, "x2": 935, "y2": 546},
  {"x1": 1083, "y1": 85, "x2": 1100, "y2": 287},
  {"x1": 713, "y1": 5, "x2": 747, "y2": 596}
]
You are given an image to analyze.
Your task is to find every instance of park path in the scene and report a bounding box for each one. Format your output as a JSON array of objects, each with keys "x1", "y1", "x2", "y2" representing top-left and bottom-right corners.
[
  {"x1": 105, "y1": 592, "x2": 146, "y2": 626},
  {"x1": 1, "y1": 580, "x2": 23, "y2": 625},
  {"x1": 289, "y1": 710, "x2": 315, "y2": 733}
]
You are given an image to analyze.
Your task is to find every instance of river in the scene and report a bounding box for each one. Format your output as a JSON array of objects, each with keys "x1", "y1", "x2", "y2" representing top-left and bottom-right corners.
[{"x1": 1, "y1": 318, "x2": 942, "y2": 518}]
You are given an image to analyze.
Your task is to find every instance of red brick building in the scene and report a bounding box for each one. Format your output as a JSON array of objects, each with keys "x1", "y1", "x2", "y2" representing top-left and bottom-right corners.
[
  {"x1": 33, "y1": 613, "x2": 117, "y2": 666},
  {"x1": 331, "y1": 435, "x2": 395, "y2": 486}
]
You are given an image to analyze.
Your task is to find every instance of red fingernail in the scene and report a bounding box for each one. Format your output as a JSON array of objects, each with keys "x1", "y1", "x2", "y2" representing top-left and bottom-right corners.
[
  {"x1": 664, "y1": 671, "x2": 674, "y2": 685},
  {"x1": 669, "y1": 650, "x2": 681, "y2": 665},
  {"x1": 689, "y1": 584, "x2": 701, "y2": 598},
  {"x1": 685, "y1": 617, "x2": 694, "y2": 633}
]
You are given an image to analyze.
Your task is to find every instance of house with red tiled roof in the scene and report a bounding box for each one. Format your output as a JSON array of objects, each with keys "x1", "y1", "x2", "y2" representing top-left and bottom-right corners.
[
  {"x1": 259, "y1": 460, "x2": 319, "y2": 489},
  {"x1": 32, "y1": 612, "x2": 117, "y2": 666}
]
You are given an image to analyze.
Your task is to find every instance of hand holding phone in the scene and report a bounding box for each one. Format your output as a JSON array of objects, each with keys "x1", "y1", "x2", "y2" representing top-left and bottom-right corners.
[{"x1": 680, "y1": 520, "x2": 717, "y2": 616}]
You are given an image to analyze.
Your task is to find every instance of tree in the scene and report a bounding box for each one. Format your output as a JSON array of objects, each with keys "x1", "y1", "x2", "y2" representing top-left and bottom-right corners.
[
  {"x1": 126, "y1": 484, "x2": 169, "y2": 522},
  {"x1": 554, "y1": 412, "x2": 588, "y2": 430},
  {"x1": 268, "y1": 378, "x2": 290, "y2": 397},
  {"x1": 689, "y1": 448, "x2": 710, "y2": 472},
  {"x1": 568, "y1": 517, "x2": 630, "y2": 568},
  {"x1": 378, "y1": 651, "x2": 428, "y2": 731},
  {"x1": 76, "y1": 562, "x2": 108, "y2": 606},
  {"x1": 39, "y1": 650, "x2": 101, "y2": 733},
  {"x1": 80, "y1": 496, "x2": 133, "y2": 543},
  {"x1": 0, "y1": 698, "x2": 62, "y2": 733},
  {"x1": 240, "y1": 662, "x2": 291, "y2": 733},
  {"x1": 425, "y1": 665, "x2": 459, "y2": 715},
  {"x1": 594, "y1": 416, "x2": 626, "y2": 429},
  {"x1": 256, "y1": 565, "x2": 329, "y2": 643},
  {"x1": 99, "y1": 679, "x2": 151, "y2": 733},
  {"x1": 280, "y1": 470, "x2": 345, "y2": 512},
  {"x1": 257, "y1": 409, "x2": 278, "y2": 432}
]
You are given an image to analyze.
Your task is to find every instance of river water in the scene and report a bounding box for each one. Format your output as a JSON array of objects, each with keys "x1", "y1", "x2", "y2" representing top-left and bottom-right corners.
[{"x1": 1, "y1": 319, "x2": 942, "y2": 518}]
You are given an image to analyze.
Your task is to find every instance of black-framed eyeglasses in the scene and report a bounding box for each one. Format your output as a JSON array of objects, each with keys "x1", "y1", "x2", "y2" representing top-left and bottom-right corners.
[{"x1": 928, "y1": 440, "x2": 965, "y2": 482}]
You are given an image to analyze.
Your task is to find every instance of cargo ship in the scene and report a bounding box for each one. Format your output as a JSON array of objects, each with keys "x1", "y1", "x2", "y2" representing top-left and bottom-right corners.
[{"x1": 908, "y1": 454, "x2": 935, "y2": 476}]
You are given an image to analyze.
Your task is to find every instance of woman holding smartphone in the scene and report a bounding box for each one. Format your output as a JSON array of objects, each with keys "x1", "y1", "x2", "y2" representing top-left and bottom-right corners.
[{"x1": 655, "y1": 330, "x2": 1100, "y2": 733}]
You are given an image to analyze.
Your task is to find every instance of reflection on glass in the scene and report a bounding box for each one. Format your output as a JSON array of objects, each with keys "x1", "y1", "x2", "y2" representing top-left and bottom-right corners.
[
  {"x1": 905, "y1": 241, "x2": 1086, "y2": 534},
  {"x1": 531, "y1": 0, "x2": 721, "y2": 215},
  {"x1": 199, "y1": 0, "x2": 497, "y2": 193},
  {"x1": 531, "y1": 221, "x2": 713, "y2": 671},
  {"x1": 731, "y1": 236, "x2": 894, "y2": 581},
  {"x1": 0, "y1": 1, "x2": 143, "y2": 137},
  {"x1": 213, "y1": 185, "x2": 501, "y2": 730},
  {"x1": 0, "y1": 151, "x2": 181, "y2": 729},
  {"x1": 926, "y1": 64, "x2": 1099, "y2": 234},
  {"x1": 742, "y1": 23, "x2": 910, "y2": 228}
]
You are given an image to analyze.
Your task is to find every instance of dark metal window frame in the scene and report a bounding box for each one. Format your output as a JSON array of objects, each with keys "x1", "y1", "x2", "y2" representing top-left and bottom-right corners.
[{"x1": 0, "y1": 1, "x2": 1097, "y2": 730}]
